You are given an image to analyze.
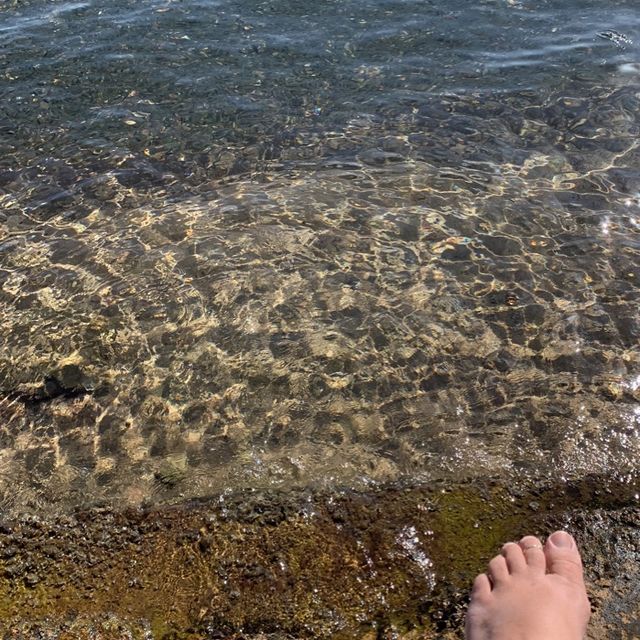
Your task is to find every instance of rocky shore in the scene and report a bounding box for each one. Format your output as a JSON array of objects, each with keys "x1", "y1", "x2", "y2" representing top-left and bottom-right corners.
[{"x1": 0, "y1": 474, "x2": 637, "y2": 639}]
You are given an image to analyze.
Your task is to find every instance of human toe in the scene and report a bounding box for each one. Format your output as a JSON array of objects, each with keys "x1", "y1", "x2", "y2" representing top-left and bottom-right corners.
[
  {"x1": 501, "y1": 541, "x2": 526, "y2": 574},
  {"x1": 544, "y1": 530, "x2": 584, "y2": 585},
  {"x1": 488, "y1": 554, "x2": 509, "y2": 585},
  {"x1": 471, "y1": 572, "x2": 492, "y2": 602},
  {"x1": 518, "y1": 535, "x2": 546, "y2": 572}
]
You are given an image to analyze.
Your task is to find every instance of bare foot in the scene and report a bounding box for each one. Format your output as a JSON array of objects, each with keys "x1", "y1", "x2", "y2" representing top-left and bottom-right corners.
[{"x1": 465, "y1": 530, "x2": 591, "y2": 640}]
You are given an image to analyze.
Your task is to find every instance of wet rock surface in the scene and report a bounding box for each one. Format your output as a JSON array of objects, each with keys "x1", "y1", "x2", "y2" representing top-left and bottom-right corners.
[{"x1": 0, "y1": 476, "x2": 636, "y2": 639}]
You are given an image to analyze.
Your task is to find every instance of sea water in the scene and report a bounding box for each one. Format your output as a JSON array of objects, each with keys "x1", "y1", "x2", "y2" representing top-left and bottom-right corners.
[{"x1": 0, "y1": 0, "x2": 639, "y2": 515}]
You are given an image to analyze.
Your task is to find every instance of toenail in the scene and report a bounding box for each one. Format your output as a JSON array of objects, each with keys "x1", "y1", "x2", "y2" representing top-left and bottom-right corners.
[
  {"x1": 548, "y1": 530, "x2": 575, "y2": 549},
  {"x1": 522, "y1": 543, "x2": 543, "y2": 551}
]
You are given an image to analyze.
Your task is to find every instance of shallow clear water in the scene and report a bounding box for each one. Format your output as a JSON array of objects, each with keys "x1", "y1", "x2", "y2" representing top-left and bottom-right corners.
[{"x1": 0, "y1": 0, "x2": 639, "y2": 514}]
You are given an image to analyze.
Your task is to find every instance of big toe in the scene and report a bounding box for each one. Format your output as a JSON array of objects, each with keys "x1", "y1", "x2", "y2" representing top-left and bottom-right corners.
[{"x1": 544, "y1": 530, "x2": 584, "y2": 585}]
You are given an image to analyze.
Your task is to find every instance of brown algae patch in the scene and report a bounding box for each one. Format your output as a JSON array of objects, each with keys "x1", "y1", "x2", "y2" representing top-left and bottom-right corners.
[{"x1": 0, "y1": 475, "x2": 636, "y2": 639}]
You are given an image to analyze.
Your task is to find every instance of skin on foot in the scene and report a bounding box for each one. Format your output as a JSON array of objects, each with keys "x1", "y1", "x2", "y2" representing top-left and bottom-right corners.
[{"x1": 465, "y1": 530, "x2": 591, "y2": 640}]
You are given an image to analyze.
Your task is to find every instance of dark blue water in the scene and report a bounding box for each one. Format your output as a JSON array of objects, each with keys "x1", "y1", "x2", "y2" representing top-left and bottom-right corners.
[{"x1": 1, "y1": 0, "x2": 639, "y2": 185}]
